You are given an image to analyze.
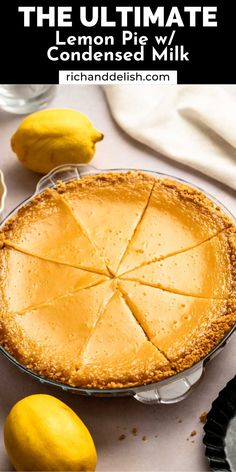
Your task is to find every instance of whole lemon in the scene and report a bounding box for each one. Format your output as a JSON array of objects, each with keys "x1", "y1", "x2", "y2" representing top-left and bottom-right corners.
[
  {"x1": 11, "y1": 108, "x2": 103, "y2": 173},
  {"x1": 4, "y1": 394, "x2": 97, "y2": 471}
]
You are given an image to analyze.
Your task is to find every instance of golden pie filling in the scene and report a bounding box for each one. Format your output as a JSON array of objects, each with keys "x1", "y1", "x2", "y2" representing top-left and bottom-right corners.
[{"x1": 0, "y1": 171, "x2": 235, "y2": 389}]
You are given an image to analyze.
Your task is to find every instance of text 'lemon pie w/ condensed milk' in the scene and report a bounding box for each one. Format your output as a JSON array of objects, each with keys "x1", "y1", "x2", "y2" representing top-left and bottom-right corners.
[{"x1": 0, "y1": 171, "x2": 236, "y2": 389}]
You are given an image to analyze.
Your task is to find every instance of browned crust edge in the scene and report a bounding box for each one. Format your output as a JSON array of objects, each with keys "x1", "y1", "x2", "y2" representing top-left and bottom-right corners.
[
  {"x1": 159, "y1": 178, "x2": 234, "y2": 230},
  {"x1": 69, "y1": 363, "x2": 175, "y2": 389},
  {"x1": 0, "y1": 171, "x2": 233, "y2": 251},
  {"x1": 171, "y1": 302, "x2": 236, "y2": 373},
  {"x1": 0, "y1": 312, "x2": 175, "y2": 389},
  {"x1": 56, "y1": 172, "x2": 234, "y2": 231},
  {"x1": 56, "y1": 170, "x2": 155, "y2": 194},
  {"x1": 0, "y1": 298, "x2": 235, "y2": 389},
  {"x1": 0, "y1": 322, "x2": 74, "y2": 386},
  {"x1": 161, "y1": 227, "x2": 236, "y2": 372},
  {"x1": 0, "y1": 188, "x2": 59, "y2": 242}
]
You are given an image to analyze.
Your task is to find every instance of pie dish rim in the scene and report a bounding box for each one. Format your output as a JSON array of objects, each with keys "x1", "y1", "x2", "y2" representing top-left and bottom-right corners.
[{"x1": 0, "y1": 169, "x2": 7, "y2": 216}]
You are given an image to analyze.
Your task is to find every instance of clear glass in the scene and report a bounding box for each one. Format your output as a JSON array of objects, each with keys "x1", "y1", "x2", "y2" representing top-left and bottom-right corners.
[
  {"x1": 0, "y1": 85, "x2": 56, "y2": 114},
  {"x1": 0, "y1": 170, "x2": 6, "y2": 215}
]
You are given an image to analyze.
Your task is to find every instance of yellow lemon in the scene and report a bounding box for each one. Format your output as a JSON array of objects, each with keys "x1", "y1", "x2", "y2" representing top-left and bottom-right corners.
[
  {"x1": 11, "y1": 108, "x2": 103, "y2": 173},
  {"x1": 4, "y1": 394, "x2": 97, "y2": 471}
]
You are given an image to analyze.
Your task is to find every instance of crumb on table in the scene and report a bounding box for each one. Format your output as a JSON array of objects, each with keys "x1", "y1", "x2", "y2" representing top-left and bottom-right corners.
[
  {"x1": 119, "y1": 434, "x2": 126, "y2": 441},
  {"x1": 190, "y1": 430, "x2": 197, "y2": 437},
  {"x1": 199, "y1": 411, "x2": 208, "y2": 424}
]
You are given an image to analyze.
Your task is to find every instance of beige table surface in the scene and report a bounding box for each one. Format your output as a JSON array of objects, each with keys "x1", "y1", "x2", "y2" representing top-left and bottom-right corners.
[{"x1": 0, "y1": 85, "x2": 235, "y2": 472}]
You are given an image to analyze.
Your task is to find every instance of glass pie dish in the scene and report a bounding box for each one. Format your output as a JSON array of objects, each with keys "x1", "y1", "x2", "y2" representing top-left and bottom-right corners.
[
  {"x1": 0, "y1": 164, "x2": 235, "y2": 405},
  {"x1": 0, "y1": 170, "x2": 6, "y2": 216}
]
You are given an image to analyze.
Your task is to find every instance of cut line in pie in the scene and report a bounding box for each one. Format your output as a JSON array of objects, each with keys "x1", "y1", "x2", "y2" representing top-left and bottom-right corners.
[
  {"x1": 57, "y1": 172, "x2": 155, "y2": 275},
  {"x1": 118, "y1": 280, "x2": 234, "y2": 371},
  {"x1": 0, "y1": 280, "x2": 115, "y2": 384},
  {"x1": 2, "y1": 188, "x2": 109, "y2": 275},
  {"x1": 72, "y1": 290, "x2": 175, "y2": 389},
  {"x1": 0, "y1": 246, "x2": 108, "y2": 315},
  {"x1": 117, "y1": 178, "x2": 232, "y2": 275},
  {"x1": 120, "y1": 228, "x2": 236, "y2": 298}
]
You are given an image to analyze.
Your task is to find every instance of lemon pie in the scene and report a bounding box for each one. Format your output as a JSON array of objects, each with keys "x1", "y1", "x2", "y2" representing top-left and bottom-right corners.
[{"x1": 0, "y1": 171, "x2": 235, "y2": 389}]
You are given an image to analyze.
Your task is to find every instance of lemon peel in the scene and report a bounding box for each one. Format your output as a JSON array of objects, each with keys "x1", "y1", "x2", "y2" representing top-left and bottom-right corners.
[
  {"x1": 11, "y1": 108, "x2": 103, "y2": 173},
  {"x1": 4, "y1": 394, "x2": 97, "y2": 471}
]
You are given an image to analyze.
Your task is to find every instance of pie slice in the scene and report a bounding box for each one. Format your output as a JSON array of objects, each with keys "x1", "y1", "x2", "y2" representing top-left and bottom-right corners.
[
  {"x1": 2, "y1": 189, "x2": 108, "y2": 274},
  {"x1": 0, "y1": 246, "x2": 108, "y2": 315},
  {"x1": 73, "y1": 290, "x2": 174, "y2": 388},
  {"x1": 0, "y1": 281, "x2": 114, "y2": 384},
  {"x1": 57, "y1": 172, "x2": 155, "y2": 275},
  {"x1": 118, "y1": 280, "x2": 232, "y2": 371},
  {"x1": 121, "y1": 230, "x2": 236, "y2": 298},
  {"x1": 118, "y1": 179, "x2": 231, "y2": 275}
]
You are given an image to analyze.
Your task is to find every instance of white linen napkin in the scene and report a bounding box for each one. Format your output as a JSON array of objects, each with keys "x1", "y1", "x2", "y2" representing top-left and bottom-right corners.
[{"x1": 104, "y1": 85, "x2": 236, "y2": 190}]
